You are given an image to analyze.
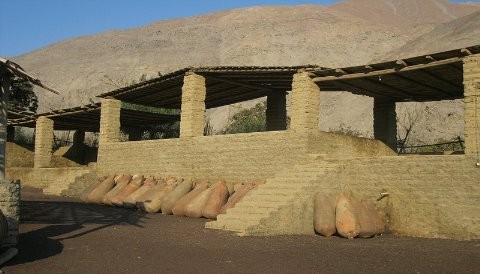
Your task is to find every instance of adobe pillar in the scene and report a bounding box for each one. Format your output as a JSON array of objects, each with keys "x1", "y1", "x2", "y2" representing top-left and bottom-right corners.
[
  {"x1": 34, "y1": 116, "x2": 54, "y2": 168},
  {"x1": 180, "y1": 72, "x2": 206, "y2": 138},
  {"x1": 99, "y1": 98, "x2": 121, "y2": 145},
  {"x1": 463, "y1": 54, "x2": 480, "y2": 157},
  {"x1": 289, "y1": 72, "x2": 320, "y2": 131}
]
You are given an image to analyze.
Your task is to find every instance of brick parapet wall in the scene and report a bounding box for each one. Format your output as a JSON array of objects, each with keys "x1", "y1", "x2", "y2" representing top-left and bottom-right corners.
[
  {"x1": 34, "y1": 116, "x2": 54, "y2": 168},
  {"x1": 0, "y1": 179, "x2": 20, "y2": 246},
  {"x1": 180, "y1": 73, "x2": 206, "y2": 138},
  {"x1": 463, "y1": 54, "x2": 480, "y2": 157},
  {"x1": 96, "y1": 130, "x2": 394, "y2": 181},
  {"x1": 289, "y1": 72, "x2": 320, "y2": 132}
]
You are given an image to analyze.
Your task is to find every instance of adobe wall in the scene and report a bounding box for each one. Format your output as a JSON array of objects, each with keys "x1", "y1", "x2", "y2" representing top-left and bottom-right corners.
[
  {"x1": 96, "y1": 130, "x2": 394, "y2": 181},
  {"x1": 315, "y1": 155, "x2": 480, "y2": 240}
]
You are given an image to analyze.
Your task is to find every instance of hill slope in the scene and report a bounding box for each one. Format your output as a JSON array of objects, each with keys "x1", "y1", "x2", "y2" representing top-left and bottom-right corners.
[{"x1": 10, "y1": 0, "x2": 480, "y2": 143}]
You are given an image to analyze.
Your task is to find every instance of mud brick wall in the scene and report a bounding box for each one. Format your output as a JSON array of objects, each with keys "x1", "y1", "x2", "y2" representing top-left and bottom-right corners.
[
  {"x1": 96, "y1": 130, "x2": 394, "y2": 182},
  {"x1": 316, "y1": 155, "x2": 480, "y2": 240},
  {"x1": 0, "y1": 179, "x2": 20, "y2": 246}
]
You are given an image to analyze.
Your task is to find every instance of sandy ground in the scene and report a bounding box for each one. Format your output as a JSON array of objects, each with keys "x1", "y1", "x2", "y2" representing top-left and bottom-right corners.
[{"x1": 2, "y1": 192, "x2": 479, "y2": 274}]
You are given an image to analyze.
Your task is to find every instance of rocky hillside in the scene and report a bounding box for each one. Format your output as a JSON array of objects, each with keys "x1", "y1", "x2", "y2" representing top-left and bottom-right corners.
[{"x1": 11, "y1": 0, "x2": 480, "y2": 143}]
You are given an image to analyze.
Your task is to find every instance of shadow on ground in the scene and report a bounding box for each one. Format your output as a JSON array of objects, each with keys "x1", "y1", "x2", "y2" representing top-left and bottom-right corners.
[{"x1": 6, "y1": 200, "x2": 147, "y2": 266}]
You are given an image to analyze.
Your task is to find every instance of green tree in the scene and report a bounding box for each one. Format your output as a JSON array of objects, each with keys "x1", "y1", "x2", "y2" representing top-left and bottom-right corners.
[
  {"x1": 222, "y1": 102, "x2": 267, "y2": 134},
  {"x1": 8, "y1": 77, "x2": 38, "y2": 113}
]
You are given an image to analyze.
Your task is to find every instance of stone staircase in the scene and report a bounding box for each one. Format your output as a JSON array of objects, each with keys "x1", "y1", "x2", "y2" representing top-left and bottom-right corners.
[
  {"x1": 43, "y1": 167, "x2": 93, "y2": 196},
  {"x1": 205, "y1": 156, "x2": 343, "y2": 235}
]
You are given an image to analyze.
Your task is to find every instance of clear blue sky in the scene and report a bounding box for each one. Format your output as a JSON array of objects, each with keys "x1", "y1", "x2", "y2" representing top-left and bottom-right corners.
[{"x1": 0, "y1": 0, "x2": 476, "y2": 57}]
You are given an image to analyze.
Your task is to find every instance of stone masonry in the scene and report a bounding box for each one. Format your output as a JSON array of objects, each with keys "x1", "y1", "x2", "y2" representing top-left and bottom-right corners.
[
  {"x1": 463, "y1": 54, "x2": 480, "y2": 157},
  {"x1": 180, "y1": 72, "x2": 206, "y2": 138},
  {"x1": 289, "y1": 72, "x2": 320, "y2": 131},
  {"x1": 0, "y1": 179, "x2": 20, "y2": 246},
  {"x1": 266, "y1": 91, "x2": 287, "y2": 131},
  {"x1": 373, "y1": 98, "x2": 397, "y2": 151},
  {"x1": 34, "y1": 116, "x2": 54, "y2": 168}
]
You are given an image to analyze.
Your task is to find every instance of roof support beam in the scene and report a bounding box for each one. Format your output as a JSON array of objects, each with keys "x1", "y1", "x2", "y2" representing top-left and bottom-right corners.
[
  {"x1": 395, "y1": 73, "x2": 456, "y2": 96},
  {"x1": 312, "y1": 57, "x2": 461, "y2": 83},
  {"x1": 203, "y1": 74, "x2": 275, "y2": 93}
]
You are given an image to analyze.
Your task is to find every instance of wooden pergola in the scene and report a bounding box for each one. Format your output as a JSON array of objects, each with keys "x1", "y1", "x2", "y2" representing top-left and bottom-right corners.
[
  {"x1": 309, "y1": 45, "x2": 480, "y2": 101},
  {"x1": 98, "y1": 65, "x2": 324, "y2": 109},
  {"x1": 8, "y1": 102, "x2": 180, "y2": 132}
]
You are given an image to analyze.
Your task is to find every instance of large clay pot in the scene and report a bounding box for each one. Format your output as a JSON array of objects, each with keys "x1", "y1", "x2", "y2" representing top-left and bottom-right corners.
[
  {"x1": 80, "y1": 176, "x2": 105, "y2": 202},
  {"x1": 185, "y1": 187, "x2": 213, "y2": 218},
  {"x1": 161, "y1": 180, "x2": 193, "y2": 215},
  {"x1": 219, "y1": 183, "x2": 255, "y2": 215},
  {"x1": 123, "y1": 176, "x2": 157, "y2": 208},
  {"x1": 362, "y1": 200, "x2": 385, "y2": 235},
  {"x1": 172, "y1": 182, "x2": 209, "y2": 217},
  {"x1": 140, "y1": 184, "x2": 175, "y2": 213},
  {"x1": 202, "y1": 181, "x2": 229, "y2": 219},
  {"x1": 111, "y1": 175, "x2": 144, "y2": 206},
  {"x1": 335, "y1": 193, "x2": 360, "y2": 239},
  {"x1": 313, "y1": 192, "x2": 337, "y2": 237},
  {"x1": 86, "y1": 175, "x2": 116, "y2": 204},
  {"x1": 352, "y1": 199, "x2": 376, "y2": 238},
  {"x1": 103, "y1": 174, "x2": 132, "y2": 205}
]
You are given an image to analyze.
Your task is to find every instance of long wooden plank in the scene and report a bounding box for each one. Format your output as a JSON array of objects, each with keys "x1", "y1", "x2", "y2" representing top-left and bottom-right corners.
[{"x1": 312, "y1": 57, "x2": 461, "y2": 83}]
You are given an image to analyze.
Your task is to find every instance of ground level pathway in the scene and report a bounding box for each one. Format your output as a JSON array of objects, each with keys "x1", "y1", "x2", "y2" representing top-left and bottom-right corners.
[{"x1": 2, "y1": 194, "x2": 479, "y2": 273}]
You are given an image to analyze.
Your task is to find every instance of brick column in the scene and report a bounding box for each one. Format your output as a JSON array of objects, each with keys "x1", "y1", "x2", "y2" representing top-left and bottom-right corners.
[
  {"x1": 289, "y1": 72, "x2": 320, "y2": 131},
  {"x1": 373, "y1": 97, "x2": 397, "y2": 151},
  {"x1": 463, "y1": 54, "x2": 480, "y2": 156},
  {"x1": 180, "y1": 72, "x2": 206, "y2": 138},
  {"x1": 266, "y1": 91, "x2": 287, "y2": 131},
  {"x1": 34, "y1": 116, "x2": 54, "y2": 168},
  {"x1": 99, "y1": 98, "x2": 121, "y2": 145}
]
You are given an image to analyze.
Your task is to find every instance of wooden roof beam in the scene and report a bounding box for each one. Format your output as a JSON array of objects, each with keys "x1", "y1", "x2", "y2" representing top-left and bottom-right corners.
[
  {"x1": 395, "y1": 73, "x2": 457, "y2": 96},
  {"x1": 416, "y1": 69, "x2": 462, "y2": 91},
  {"x1": 357, "y1": 77, "x2": 417, "y2": 98},
  {"x1": 329, "y1": 80, "x2": 394, "y2": 99},
  {"x1": 312, "y1": 57, "x2": 461, "y2": 83},
  {"x1": 204, "y1": 75, "x2": 275, "y2": 92}
]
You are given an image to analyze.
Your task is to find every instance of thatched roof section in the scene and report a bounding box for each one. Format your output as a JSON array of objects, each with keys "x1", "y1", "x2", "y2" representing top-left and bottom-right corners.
[
  {"x1": 98, "y1": 66, "x2": 324, "y2": 109},
  {"x1": 98, "y1": 46, "x2": 480, "y2": 107},
  {"x1": 8, "y1": 102, "x2": 179, "y2": 132},
  {"x1": 310, "y1": 45, "x2": 480, "y2": 102}
]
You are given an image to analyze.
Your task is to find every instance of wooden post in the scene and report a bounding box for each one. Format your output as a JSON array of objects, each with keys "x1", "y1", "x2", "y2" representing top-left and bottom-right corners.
[{"x1": 0, "y1": 72, "x2": 11, "y2": 179}]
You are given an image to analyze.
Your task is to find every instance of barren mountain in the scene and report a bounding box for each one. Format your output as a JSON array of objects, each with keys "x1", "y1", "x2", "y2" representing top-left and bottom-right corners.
[{"x1": 10, "y1": 0, "x2": 480, "y2": 143}]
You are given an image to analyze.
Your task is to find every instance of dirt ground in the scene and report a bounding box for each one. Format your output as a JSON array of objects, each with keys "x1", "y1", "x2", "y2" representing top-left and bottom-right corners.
[{"x1": 2, "y1": 192, "x2": 479, "y2": 274}]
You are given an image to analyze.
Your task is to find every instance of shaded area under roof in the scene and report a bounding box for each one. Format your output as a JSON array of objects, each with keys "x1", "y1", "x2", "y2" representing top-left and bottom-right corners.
[
  {"x1": 98, "y1": 66, "x2": 324, "y2": 109},
  {"x1": 8, "y1": 102, "x2": 180, "y2": 132},
  {"x1": 97, "y1": 46, "x2": 479, "y2": 108},
  {"x1": 310, "y1": 45, "x2": 480, "y2": 102}
]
